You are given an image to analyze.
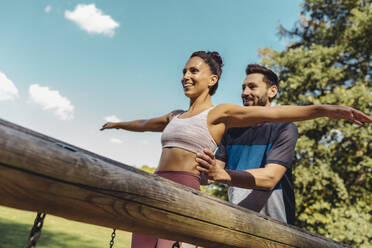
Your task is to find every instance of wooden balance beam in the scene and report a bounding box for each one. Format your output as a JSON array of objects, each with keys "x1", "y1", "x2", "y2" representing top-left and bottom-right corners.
[{"x1": 0, "y1": 118, "x2": 350, "y2": 248}]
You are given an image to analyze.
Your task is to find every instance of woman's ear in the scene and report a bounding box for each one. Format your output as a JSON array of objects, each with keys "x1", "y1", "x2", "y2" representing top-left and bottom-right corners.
[{"x1": 208, "y1": 75, "x2": 218, "y2": 88}]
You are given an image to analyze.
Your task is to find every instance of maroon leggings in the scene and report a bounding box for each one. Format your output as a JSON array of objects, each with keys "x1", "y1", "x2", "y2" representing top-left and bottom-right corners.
[{"x1": 131, "y1": 171, "x2": 200, "y2": 248}]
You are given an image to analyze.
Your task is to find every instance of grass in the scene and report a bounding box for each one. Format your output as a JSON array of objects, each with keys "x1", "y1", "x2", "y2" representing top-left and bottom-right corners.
[{"x1": 0, "y1": 205, "x2": 132, "y2": 248}]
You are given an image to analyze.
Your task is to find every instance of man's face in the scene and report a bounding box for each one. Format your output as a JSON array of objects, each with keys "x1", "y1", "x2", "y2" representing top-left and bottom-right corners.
[{"x1": 241, "y1": 73, "x2": 274, "y2": 107}]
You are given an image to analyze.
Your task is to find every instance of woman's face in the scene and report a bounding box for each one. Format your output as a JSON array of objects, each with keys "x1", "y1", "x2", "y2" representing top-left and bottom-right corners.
[{"x1": 181, "y1": 56, "x2": 217, "y2": 98}]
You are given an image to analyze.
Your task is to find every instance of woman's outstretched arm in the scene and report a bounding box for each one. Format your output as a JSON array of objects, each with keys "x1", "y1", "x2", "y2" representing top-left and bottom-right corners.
[
  {"x1": 212, "y1": 104, "x2": 372, "y2": 129},
  {"x1": 100, "y1": 110, "x2": 184, "y2": 132}
]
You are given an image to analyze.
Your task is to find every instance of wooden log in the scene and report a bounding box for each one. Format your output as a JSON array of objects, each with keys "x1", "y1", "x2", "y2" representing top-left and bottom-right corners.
[{"x1": 0, "y1": 118, "x2": 349, "y2": 248}]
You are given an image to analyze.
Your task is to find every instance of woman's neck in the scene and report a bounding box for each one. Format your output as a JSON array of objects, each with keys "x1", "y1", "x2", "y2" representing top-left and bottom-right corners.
[{"x1": 188, "y1": 93, "x2": 213, "y2": 112}]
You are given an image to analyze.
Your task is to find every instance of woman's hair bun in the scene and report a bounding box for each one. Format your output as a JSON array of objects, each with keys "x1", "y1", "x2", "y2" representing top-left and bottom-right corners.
[{"x1": 208, "y1": 51, "x2": 223, "y2": 68}]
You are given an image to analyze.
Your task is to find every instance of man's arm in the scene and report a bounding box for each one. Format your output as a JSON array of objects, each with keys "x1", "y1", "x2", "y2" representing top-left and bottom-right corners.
[{"x1": 196, "y1": 149, "x2": 286, "y2": 190}]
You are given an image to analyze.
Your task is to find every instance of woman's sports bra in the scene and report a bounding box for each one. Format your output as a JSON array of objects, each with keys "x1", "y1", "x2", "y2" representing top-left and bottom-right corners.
[{"x1": 161, "y1": 107, "x2": 217, "y2": 154}]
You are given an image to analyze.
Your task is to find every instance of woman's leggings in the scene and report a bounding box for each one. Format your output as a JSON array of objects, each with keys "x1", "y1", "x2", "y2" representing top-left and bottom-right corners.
[{"x1": 131, "y1": 171, "x2": 200, "y2": 248}]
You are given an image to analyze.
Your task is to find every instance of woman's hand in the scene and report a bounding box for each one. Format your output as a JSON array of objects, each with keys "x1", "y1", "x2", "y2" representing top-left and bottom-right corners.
[
  {"x1": 325, "y1": 105, "x2": 372, "y2": 125},
  {"x1": 99, "y1": 110, "x2": 184, "y2": 133},
  {"x1": 100, "y1": 122, "x2": 118, "y2": 131},
  {"x1": 213, "y1": 104, "x2": 372, "y2": 130}
]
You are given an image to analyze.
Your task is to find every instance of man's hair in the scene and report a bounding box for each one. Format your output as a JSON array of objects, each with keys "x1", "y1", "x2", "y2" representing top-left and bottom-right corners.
[{"x1": 245, "y1": 64, "x2": 279, "y2": 89}]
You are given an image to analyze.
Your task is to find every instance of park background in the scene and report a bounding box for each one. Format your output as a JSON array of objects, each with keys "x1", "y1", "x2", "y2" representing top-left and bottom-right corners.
[{"x1": 0, "y1": 0, "x2": 370, "y2": 247}]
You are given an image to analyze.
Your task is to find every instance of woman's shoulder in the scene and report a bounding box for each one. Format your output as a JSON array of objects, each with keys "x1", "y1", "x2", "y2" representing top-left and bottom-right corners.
[
  {"x1": 167, "y1": 109, "x2": 185, "y2": 122},
  {"x1": 170, "y1": 109, "x2": 185, "y2": 115},
  {"x1": 208, "y1": 104, "x2": 237, "y2": 122},
  {"x1": 210, "y1": 103, "x2": 241, "y2": 115},
  {"x1": 212, "y1": 103, "x2": 235, "y2": 111}
]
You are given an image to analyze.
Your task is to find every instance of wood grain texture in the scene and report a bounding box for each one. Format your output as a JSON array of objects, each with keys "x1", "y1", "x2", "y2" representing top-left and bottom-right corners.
[{"x1": 0, "y1": 118, "x2": 350, "y2": 248}]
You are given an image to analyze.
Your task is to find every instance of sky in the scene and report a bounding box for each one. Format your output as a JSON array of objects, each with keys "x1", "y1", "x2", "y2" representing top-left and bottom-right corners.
[{"x1": 0, "y1": 0, "x2": 302, "y2": 168}]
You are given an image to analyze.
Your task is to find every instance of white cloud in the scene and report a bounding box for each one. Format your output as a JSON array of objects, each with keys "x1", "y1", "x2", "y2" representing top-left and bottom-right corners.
[
  {"x1": 109, "y1": 137, "x2": 123, "y2": 144},
  {"x1": 65, "y1": 4, "x2": 119, "y2": 37},
  {"x1": 29, "y1": 84, "x2": 74, "y2": 120},
  {"x1": 104, "y1": 115, "x2": 121, "y2": 122},
  {"x1": 0, "y1": 72, "x2": 19, "y2": 101},
  {"x1": 45, "y1": 5, "x2": 52, "y2": 13}
]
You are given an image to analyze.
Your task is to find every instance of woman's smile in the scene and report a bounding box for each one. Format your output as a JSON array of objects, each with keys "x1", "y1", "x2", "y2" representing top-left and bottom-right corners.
[{"x1": 182, "y1": 81, "x2": 195, "y2": 89}]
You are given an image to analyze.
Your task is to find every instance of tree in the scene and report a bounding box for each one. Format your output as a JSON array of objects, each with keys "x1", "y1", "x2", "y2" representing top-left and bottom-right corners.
[
  {"x1": 259, "y1": 0, "x2": 371, "y2": 246},
  {"x1": 201, "y1": 183, "x2": 228, "y2": 201}
]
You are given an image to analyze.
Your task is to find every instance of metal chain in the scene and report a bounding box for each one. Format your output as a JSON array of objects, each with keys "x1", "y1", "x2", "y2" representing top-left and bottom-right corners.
[
  {"x1": 172, "y1": 241, "x2": 180, "y2": 248},
  {"x1": 26, "y1": 212, "x2": 46, "y2": 248},
  {"x1": 109, "y1": 228, "x2": 116, "y2": 248}
]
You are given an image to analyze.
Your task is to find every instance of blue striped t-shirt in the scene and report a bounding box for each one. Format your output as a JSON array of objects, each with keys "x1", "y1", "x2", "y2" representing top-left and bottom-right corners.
[{"x1": 215, "y1": 122, "x2": 298, "y2": 224}]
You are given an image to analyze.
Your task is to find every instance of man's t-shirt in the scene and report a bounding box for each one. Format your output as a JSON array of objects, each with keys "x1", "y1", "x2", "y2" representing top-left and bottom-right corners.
[{"x1": 215, "y1": 122, "x2": 298, "y2": 224}]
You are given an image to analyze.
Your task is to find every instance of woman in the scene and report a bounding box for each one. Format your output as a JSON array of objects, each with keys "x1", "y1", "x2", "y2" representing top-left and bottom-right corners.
[{"x1": 100, "y1": 51, "x2": 371, "y2": 248}]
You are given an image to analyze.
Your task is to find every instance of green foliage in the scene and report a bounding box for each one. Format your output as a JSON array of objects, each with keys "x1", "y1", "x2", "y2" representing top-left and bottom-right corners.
[
  {"x1": 139, "y1": 165, "x2": 156, "y2": 174},
  {"x1": 260, "y1": 0, "x2": 371, "y2": 246},
  {"x1": 201, "y1": 183, "x2": 228, "y2": 201}
]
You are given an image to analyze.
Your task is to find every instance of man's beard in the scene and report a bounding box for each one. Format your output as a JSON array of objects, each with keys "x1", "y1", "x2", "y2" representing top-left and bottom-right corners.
[{"x1": 243, "y1": 93, "x2": 269, "y2": 107}]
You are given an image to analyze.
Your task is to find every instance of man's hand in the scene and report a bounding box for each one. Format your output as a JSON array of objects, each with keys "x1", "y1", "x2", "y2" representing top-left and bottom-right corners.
[{"x1": 196, "y1": 148, "x2": 230, "y2": 183}]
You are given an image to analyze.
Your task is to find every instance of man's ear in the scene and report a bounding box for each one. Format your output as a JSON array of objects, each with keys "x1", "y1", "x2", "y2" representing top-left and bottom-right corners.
[
  {"x1": 268, "y1": 85, "x2": 278, "y2": 99},
  {"x1": 208, "y1": 75, "x2": 218, "y2": 88}
]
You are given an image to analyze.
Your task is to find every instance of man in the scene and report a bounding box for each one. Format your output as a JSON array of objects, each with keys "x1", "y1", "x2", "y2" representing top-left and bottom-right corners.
[{"x1": 196, "y1": 64, "x2": 298, "y2": 224}]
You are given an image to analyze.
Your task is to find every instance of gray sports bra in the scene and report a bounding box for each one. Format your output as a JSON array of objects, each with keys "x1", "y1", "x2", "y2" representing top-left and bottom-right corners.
[{"x1": 161, "y1": 107, "x2": 217, "y2": 154}]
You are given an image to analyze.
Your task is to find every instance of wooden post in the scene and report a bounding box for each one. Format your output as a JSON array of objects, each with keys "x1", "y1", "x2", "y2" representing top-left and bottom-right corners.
[{"x1": 0, "y1": 118, "x2": 350, "y2": 248}]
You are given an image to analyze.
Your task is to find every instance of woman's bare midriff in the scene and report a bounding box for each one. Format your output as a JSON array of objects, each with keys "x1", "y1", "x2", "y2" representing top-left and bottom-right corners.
[{"x1": 157, "y1": 147, "x2": 200, "y2": 175}]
